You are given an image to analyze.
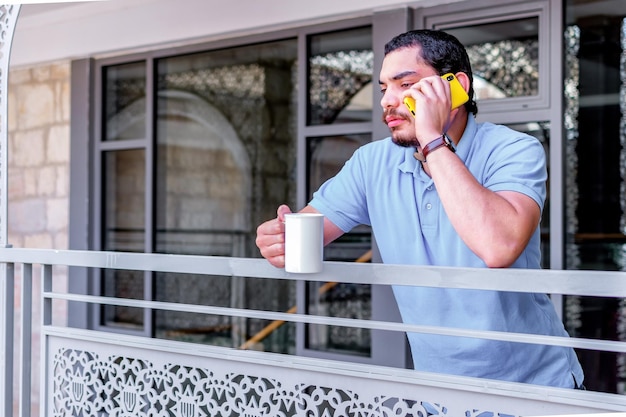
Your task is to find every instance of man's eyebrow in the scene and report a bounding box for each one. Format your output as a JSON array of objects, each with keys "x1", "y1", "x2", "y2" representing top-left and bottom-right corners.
[{"x1": 378, "y1": 70, "x2": 418, "y2": 85}]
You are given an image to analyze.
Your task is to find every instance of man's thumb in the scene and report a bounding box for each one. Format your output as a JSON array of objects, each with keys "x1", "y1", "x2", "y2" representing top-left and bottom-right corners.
[{"x1": 277, "y1": 205, "x2": 292, "y2": 222}]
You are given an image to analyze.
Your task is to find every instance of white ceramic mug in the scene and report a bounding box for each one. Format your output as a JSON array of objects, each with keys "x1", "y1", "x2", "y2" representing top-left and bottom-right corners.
[{"x1": 284, "y1": 213, "x2": 324, "y2": 273}]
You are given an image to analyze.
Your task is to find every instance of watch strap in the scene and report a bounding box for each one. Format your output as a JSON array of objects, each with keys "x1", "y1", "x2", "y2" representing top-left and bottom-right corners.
[{"x1": 421, "y1": 134, "x2": 455, "y2": 161}]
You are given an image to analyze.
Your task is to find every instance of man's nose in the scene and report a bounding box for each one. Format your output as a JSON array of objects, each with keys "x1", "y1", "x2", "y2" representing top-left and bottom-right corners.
[{"x1": 380, "y1": 91, "x2": 400, "y2": 109}]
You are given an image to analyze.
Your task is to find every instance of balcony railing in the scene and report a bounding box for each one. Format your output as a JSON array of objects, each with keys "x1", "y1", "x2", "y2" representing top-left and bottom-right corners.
[{"x1": 1, "y1": 247, "x2": 625, "y2": 417}]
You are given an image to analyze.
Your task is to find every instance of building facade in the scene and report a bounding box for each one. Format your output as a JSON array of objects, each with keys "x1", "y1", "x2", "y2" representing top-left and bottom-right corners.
[{"x1": 7, "y1": 0, "x2": 626, "y2": 397}]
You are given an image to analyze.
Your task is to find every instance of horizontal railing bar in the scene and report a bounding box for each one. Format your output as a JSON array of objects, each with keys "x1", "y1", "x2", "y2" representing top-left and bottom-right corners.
[
  {"x1": 2, "y1": 247, "x2": 626, "y2": 297},
  {"x1": 43, "y1": 291, "x2": 626, "y2": 354}
]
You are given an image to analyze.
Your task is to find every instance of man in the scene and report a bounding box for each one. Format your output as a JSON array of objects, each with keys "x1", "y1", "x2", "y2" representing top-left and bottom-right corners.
[{"x1": 256, "y1": 29, "x2": 584, "y2": 389}]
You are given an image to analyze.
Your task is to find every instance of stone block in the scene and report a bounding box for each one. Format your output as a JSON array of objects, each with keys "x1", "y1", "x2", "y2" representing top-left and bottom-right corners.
[
  {"x1": 33, "y1": 65, "x2": 51, "y2": 83},
  {"x1": 47, "y1": 198, "x2": 68, "y2": 232},
  {"x1": 24, "y1": 232, "x2": 53, "y2": 249},
  {"x1": 57, "y1": 81, "x2": 70, "y2": 122},
  {"x1": 50, "y1": 62, "x2": 70, "y2": 80},
  {"x1": 8, "y1": 167, "x2": 24, "y2": 199},
  {"x1": 9, "y1": 67, "x2": 32, "y2": 85},
  {"x1": 18, "y1": 84, "x2": 55, "y2": 129},
  {"x1": 10, "y1": 198, "x2": 47, "y2": 233},
  {"x1": 8, "y1": 90, "x2": 17, "y2": 129},
  {"x1": 47, "y1": 124, "x2": 70, "y2": 163},
  {"x1": 13, "y1": 129, "x2": 45, "y2": 167},
  {"x1": 38, "y1": 166, "x2": 57, "y2": 196},
  {"x1": 56, "y1": 165, "x2": 69, "y2": 197},
  {"x1": 23, "y1": 168, "x2": 38, "y2": 196},
  {"x1": 53, "y1": 231, "x2": 68, "y2": 250}
]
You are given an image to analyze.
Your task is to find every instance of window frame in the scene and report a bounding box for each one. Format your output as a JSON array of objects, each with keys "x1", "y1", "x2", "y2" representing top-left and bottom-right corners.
[{"x1": 415, "y1": 0, "x2": 553, "y2": 124}]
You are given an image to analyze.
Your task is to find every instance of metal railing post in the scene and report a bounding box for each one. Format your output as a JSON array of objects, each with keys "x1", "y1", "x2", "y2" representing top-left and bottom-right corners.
[
  {"x1": 39, "y1": 264, "x2": 53, "y2": 417},
  {"x1": 1, "y1": 261, "x2": 14, "y2": 417},
  {"x1": 19, "y1": 264, "x2": 32, "y2": 417}
]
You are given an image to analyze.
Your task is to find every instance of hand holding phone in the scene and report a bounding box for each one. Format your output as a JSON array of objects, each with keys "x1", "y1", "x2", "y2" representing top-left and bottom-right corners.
[{"x1": 403, "y1": 73, "x2": 469, "y2": 117}]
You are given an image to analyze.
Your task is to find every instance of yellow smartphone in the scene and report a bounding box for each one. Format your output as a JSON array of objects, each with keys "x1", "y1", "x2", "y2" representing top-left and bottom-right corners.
[{"x1": 403, "y1": 73, "x2": 469, "y2": 116}]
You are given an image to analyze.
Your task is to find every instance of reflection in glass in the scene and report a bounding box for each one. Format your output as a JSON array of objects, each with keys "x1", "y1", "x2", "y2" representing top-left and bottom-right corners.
[
  {"x1": 615, "y1": 19, "x2": 626, "y2": 395},
  {"x1": 101, "y1": 149, "x2": 146, "y2": 330},
  {"x1": 306, "y1": 134, "x2": 372, "y2": 355},
  {"x1": 308, "y1": 134, "x2": 370, "y2": 195},
  {"x1": 154, "y1": 273, "x2": 234, "y2": 347},
  {"x1": 308, "y1": 26, "x2": 373, "y2": 125},
  {"x1": 307, "y1": 282, "x2": 371, "y2": 356},
  {"x1": 154, "y1": 90, "x2": 250, "y2": 257},
  {"x1": 446, "y1": 17, "x2": 539, "y2": 100},
  {"x1": 103, "y1": 62, "x2": 146, "y2": 141},
  {"x1": 150, "y1": 39, "x2": 298, "y2": 352},
  {"x1": 103, "y1": 149, "x2": 145, "y2": 252},
  {"x1": 101, "y1": 149, "x2": 146, "y2": 329},
  {"x1": 101, "y1": 269, "x2": 144, "y2": 330},
  {"x1": 156, "y1": 39, "x2": 298, "y2": 257},
  {"x1": 562, "y1": 8, "x2": 626, "y2": 393}
]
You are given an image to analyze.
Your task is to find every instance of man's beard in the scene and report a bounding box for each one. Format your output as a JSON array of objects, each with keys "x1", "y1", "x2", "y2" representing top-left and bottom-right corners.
[
  {"x1": 391, "y1": 131, "x2": 419, "y2": 148},
  {"x1": 383, "y1": 109, "x2": 419, "y2": 148}
]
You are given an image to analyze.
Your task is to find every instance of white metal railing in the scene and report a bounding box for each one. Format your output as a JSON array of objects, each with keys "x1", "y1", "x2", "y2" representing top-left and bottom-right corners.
[{"x1": 1, "y1": 247, "x2": 626, "y2": 416}]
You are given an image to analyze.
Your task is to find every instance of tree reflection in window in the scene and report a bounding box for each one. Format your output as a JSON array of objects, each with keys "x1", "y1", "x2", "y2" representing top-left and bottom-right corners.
[
  {"x1": 308, "y1": 50, "x2": 373, "y2": 124},
  {"x1": 466, "y1": 38, "x2": 539, "y2": 99},
  {"x1": 447, "y1": 18, "x2": 540, "y2": 100}
]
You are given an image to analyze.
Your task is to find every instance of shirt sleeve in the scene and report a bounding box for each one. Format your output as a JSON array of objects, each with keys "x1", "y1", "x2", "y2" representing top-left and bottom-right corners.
[
  {"x1": 309, "y1": 147, "x2": 371, "y2": 233},
  {"x1": 481, "y1": 127, "x2": 547, "y2": 210}
]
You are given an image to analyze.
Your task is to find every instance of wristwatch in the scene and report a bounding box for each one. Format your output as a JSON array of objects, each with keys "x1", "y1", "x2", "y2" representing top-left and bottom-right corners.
[{"x1": 421, "y1": 134, "x2": 455, "y2": 161}]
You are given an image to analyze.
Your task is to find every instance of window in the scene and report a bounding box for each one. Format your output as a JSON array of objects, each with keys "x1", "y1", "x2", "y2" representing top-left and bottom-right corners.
[
  {"x1": 562, "y1": 0, "x2": 626, "y2": 394},
  {"x1": 89, "y1": 22, "x2": 379, "y2": 359},
  {"x1": 302, "y1": 27, "x2": 374, "y2": 357},
  {"x1": 95, "y1": 38, "x2": 300, "y2": 351},
  {"x1": 445, "y1": 18, "x2": 539, "y2": 101},
  {"x1": 417, "y1": 0, "x2": 551, "y2": 118}
]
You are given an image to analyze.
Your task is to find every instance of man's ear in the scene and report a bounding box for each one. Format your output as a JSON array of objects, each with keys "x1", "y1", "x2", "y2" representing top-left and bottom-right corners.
[{"x1": 455, "y1": 72, "x2": 471, "y2": 93}]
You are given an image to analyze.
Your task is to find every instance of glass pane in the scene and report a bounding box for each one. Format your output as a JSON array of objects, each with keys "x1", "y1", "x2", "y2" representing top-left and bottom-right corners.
[
  {"x1": 308, "y1": 26, "x2": 373, "y2": 125},
  {"x1": 563, "y1": 2, "x2": 626, "y2": 394},
  {"x1": 308, "y1": 133, "x2": 372, "y2": 261},
  {"x1": 306, "y1": 282, "x2": 371, "y2": 356},
  {"x1": 154, "y1": 273, "x2": 294, "y2": 353},
  {"x1": 103, "y1": 149, "x2": 145, "y2": 252},
  {"x1": 154, "y1": 273, "x2": 232, "y2": 346},
  {"x1": 155, "y1": 39, "x2": 298, "y2": 257},
  {"x1": 445, "y1": 17, "x2": 539, "y2": 100},
  {"x1": 306, "y1": 134, "x2": 372, "y2": 355},
  {"x1": 154, "y1": 39, "x2": 298, "y2": 354},
  {"x1": 101, "y1": 149, "x2": 146, "y2": 330},
  {"x1": 101, "y1": 269, "x2": 144, "y2": 330},
  {"x1": 103, "y1": 61, "x2": 146, "y2": 141}
]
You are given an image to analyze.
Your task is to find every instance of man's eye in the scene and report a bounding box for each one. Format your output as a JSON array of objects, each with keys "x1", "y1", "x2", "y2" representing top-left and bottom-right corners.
[
  {"x1": 380, "y1": 88, "x2": 387, "y2": 94},
  {"x1": 401, "y1": 82, "x2": 412, "y2": 88}
]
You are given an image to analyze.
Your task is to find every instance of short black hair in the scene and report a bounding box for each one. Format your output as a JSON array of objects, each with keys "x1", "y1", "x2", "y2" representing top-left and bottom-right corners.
[{"x1": 385, "y1": 29, "x2": 478, "y2": 114}]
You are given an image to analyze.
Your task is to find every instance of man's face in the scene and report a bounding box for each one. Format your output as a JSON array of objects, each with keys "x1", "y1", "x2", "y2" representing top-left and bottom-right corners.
[{"x1": 378, "y1": 47, "x2": 438, "y2": 147}]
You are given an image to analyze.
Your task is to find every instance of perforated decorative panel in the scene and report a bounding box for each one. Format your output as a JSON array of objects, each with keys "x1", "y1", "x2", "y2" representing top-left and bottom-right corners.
[{"x1": 49, "y1": 344, "x2": 525, "y2": 417}]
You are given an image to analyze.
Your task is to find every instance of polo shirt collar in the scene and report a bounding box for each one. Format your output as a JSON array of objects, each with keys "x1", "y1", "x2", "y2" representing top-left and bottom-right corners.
[
  {"x1": 453, "y1": 113, "x2": 477, "y2": 164},
  {"x1": 398, "y1": 146, "x2": 421, "y2": 177}
]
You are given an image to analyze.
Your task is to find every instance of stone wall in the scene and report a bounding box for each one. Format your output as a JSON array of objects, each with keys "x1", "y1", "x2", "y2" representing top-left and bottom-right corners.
[
  {"x1": 7, "y1": 60, "x2": 71, "y2": 416},
  {"x1": 8, "y1": 61, "x2": 70, "y2": 249}
]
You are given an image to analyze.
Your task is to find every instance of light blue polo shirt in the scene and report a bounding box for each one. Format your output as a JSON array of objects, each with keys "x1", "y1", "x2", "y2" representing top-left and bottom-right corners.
[{"x1": 310, "y1": 115, "x2": 584, "y2": 388}]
